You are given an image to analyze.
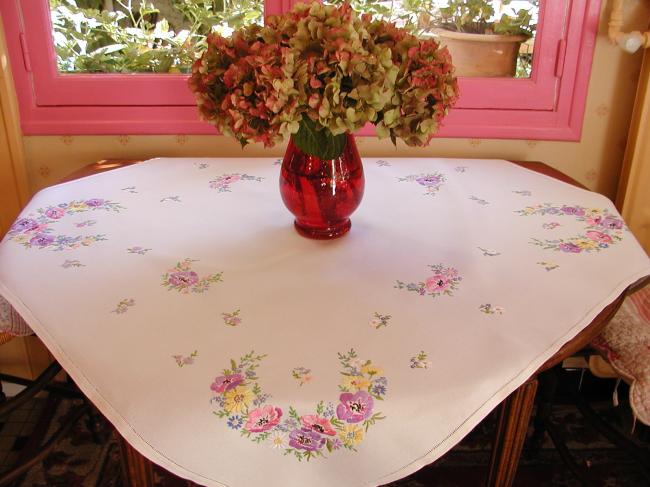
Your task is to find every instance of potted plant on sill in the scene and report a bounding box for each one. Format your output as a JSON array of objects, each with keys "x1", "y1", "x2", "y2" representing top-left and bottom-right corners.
[{"x1": 428, "y1": 0, "x2": 537, "y2": 77}]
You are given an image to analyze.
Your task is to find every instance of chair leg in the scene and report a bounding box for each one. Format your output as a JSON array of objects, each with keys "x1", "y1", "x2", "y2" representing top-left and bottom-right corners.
[
  {"x1": 118, "y1": 434, "x2": 155, "y2": 487},
  {"x1": 528, "y1": 365, "x2": 560, "y2": 456},
  {"x1": 486, "y1": 378, "x2": 538, "y2": 487}
]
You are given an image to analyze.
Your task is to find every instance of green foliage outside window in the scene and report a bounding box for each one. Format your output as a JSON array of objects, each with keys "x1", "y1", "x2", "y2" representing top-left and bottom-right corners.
[
  {"x1": 50, "y1": 0, "x2": 263, "y2": 73},
  {"x1": 51, "y1": 0, "x2": 537, "y2": 76}
]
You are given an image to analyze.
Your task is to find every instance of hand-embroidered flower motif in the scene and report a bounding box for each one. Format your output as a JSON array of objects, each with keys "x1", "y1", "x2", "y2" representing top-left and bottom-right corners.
[
  {"x1": 222, "y1": 309, "x2": 242, "y2": 326},
  {"x1": 210, "y1": 349, "x2": 387, "y2": 460},
  {"x1": 61, "y1": 259, "x2": 84, "y2": 268},
  {"x1": 376, "y1": 160, "x2": 391, "y2": 167},
  {"x1": 245, "y1": 405, "x2": 282, "y2": 432},
  {"x1": 127, "y1": 246, "x2": 151, "y2": 255},
  {"x1": 209, "y1": 173, "x2": 263, "y2": 193},
  {"x1": 74, "y1": 220, "x2": 97, "y2": 228},
  {"x1": 477, "y1": 247, "x2": 500, "y2": 257},
  {"x1": 517, "y1": 204, "x2": 626, "y2": 253},
  {"x1": 173, "y1": 350, "x2": 198, "y2": 367},
  {"x1": 336, "y1": 391, "x2": 374, "y2": 423},
  {"x1": 398, "y1": 173, "x2": 446, "y2": 196},
  {"x1": 513, "y1": 190, "x2": 532, "y2": 196},
  {"x1": 339, "y1": 424, "x2": 365, "y2": 448},
  {"x1": 211, "y1": 374, "x2": 244, "y2": 393},
  {"x1": 469, "y1": 195, "x2": 489, "y2": 205},
  {"x1": 7, "y1": 200, "x2": 123, "y2": 251},
  {"x1": 227, "y1": 415, "x2": 244, "y2": 430},
  {"x1": 112, "y1": 298, "x2": 135, "y2": 314},
  {"x1": 410, "y1": 351, "x2": 432, "y2": 369},
  {"x1": 270, "y1": 432, "x2": 288, "y2": 449},
  {"x1": 121, "y1": 186, "x2": 138, "y2": 194},
  {"x1": 395, "y1": 264, "x2": 462, "y2": 298},
  {"x1": 292, "y1": 367, "x2": 312, "y2": 386},
  {"x1": 538, "y1": 261, "x2": 559, "y2": 271},
  {"x1": 455, "y1": 166, "x2": 467, "y2": 173},
  {"x1": 194, "y1": 162, "x2": 210, "y2": 169},
  {"x1": 542, "y1": 222, "x2": 561, "y2": 230},
  {"x1": 160, "y1": 195, "x2": 181, "y2": 203},
  {"x1": 369, "y1": 312, "x2": 391, "y2": 329},
  {"x1": 479, "y1": 304, "x2": 505, "y2": 315},
  {"x1": 301, "y1": 415, "x2": 337, "y2": 436},
  {"x1": 161, "y1": 259, "x2": 223, "y2": 293}
]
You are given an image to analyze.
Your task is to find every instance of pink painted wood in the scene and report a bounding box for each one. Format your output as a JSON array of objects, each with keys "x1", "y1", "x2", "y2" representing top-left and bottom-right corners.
[{"x1": 0, "y1": 0, "x2": 601, "y2": 140}]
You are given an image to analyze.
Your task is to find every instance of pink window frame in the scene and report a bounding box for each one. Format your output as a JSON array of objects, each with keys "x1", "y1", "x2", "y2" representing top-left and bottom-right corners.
[{"x1": 2, "y1": 0, "x2": 600, "y2": 140}]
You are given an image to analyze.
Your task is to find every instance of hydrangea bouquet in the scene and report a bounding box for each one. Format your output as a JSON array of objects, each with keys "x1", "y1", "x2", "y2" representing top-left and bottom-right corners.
[{"x1": 188, "y1": 1, "x2": 459, "y2": 159}]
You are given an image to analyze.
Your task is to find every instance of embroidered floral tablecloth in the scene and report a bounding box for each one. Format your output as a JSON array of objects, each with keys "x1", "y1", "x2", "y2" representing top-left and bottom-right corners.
[{"x1": 0, "y1": 158, "x2": 648, "y2": 487}]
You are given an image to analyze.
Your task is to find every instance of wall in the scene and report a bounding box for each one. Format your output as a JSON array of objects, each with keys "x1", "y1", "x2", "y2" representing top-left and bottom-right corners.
[{"x1": 19, "y1": 1, "x2": 650, "y2": 201}]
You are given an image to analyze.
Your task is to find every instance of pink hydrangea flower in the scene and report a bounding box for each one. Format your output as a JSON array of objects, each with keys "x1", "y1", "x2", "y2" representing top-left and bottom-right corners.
[{"x1": 245, "y1": 405, "x2": 283, "y2": 432}]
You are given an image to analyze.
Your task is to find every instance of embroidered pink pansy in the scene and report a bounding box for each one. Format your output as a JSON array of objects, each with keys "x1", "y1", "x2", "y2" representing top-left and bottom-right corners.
[
  {"x1": 559, "y1": 242, "x2": 582, "y2": 253},
  {"x1": 586, "y1": 230, "x2": 613, "y2": 244},
  {"x1": 210, "y1": 374, "x2": 244, "y2": 393},
  {"x1": 244, "y1": 405, "x2": 283, "y2": 433},
  {"x1": 336, "y1": 391, "x2": 374, "y2": 423},
  {"x1": 300, "y1": 415, "x2": 337, "y2": 436},
  {"x1": 168, "y1": 271, "x2": 199, "y2": 288},
  {"x1": 425, "y1": 274, "x2": 450, "y2": 293},
  {"x1": 45, "y1": 207, "x2": 66, "y2": 219}
]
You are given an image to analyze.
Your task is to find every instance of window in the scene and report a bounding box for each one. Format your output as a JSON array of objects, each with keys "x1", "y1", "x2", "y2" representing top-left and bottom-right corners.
[{"x1": 1, "y1": 0, "x2": 601, "y2": 139}]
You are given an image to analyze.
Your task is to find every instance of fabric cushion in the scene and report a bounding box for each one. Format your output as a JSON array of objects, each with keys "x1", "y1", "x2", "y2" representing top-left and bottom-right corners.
[{"x1": 592, "y1": 286, "x2": 650, "y2": 425}]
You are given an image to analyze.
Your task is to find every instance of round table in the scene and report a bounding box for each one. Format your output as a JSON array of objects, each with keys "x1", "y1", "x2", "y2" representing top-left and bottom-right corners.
[{"x1": 1, "y1": 157, "x2": 648, "y2": 487}]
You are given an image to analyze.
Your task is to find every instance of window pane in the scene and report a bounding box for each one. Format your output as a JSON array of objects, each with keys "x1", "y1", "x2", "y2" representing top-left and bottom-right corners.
[
  {"x1": 50, "y1": 0, "x2": 263, "y2": 73},
  {"x1": 325, "y1": 0, "x2": 538, "y2": 78}
]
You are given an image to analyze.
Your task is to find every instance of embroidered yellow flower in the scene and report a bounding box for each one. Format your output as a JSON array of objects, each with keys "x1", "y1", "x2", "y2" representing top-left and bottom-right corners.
[
  {"x1": 341, "y1": 375, "x2": 372, "y2": 392},
  {"x1": 68, "y1": 202, "x2": 87, "y2": 211},
  {"x1": 361, "y1": 364, "x2": 383, "y2": 376},
  {"x1": 573, "y1": 238, "x2": 598, "y2": 250},
  {"x1": 12, "y1": 234, "x2": 28, "y2": 244},
  {"x1": 339, "y1": 424, "x2": 364, "y2": 447},
  {"x1": 223, "y1": 386, "x2": 254, "y2": 414}
]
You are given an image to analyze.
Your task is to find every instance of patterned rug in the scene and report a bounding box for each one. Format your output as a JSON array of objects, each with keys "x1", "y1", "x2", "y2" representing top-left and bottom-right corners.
[{"x1": 1, "y1": 379, "x2": 648, "y2": 487}]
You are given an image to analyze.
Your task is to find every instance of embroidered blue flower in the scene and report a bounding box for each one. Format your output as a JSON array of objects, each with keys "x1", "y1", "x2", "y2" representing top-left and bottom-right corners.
[{"x1": 227, "y1": 415, "x2": 244, "y2": 430}]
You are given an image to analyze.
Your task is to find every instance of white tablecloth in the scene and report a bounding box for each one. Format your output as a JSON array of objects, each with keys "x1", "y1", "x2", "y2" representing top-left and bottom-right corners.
[{"x1": 0, "y1": 158, "x2": 648, "y2": 487}]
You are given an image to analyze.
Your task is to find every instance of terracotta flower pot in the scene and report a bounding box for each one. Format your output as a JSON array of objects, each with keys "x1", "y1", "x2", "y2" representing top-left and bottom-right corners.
[{"x1": 432, "y1": 29, "x2": 528, "y2": 78}]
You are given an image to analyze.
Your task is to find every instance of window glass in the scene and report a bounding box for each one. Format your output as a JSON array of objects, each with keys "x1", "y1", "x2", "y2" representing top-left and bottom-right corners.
[
  {"x1": 49, "y1": 0, "x2": 263, "y2": 73},
  {"x1": 326, "y1": 0, "x2": 538, "y2": 78}
]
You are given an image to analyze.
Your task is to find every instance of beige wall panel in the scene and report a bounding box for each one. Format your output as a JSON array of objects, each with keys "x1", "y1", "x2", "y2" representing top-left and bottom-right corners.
[
  {"x1": 617, "y1": 49, "x2": 650, "y2": 254},
  {"x1": 21, "y1": 2, "x2": 650, "y2": 202}
]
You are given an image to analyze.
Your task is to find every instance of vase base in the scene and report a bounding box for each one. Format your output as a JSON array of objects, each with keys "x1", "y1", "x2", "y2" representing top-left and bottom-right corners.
[{"x1": 293, "y1": 219, "x2": 351, "y2": 240}]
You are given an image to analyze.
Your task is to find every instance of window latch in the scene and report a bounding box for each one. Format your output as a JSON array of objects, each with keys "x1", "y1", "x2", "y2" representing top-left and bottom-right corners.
[
  {"x1": 555, "y1": 38, "x2": 567, "y2": 78},
  {"x1": 19, "y1": 33, "x2": 31, "y2": 73}
]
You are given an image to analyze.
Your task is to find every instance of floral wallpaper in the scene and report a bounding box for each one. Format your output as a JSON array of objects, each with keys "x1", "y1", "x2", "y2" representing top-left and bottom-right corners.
[{"x1": 21, "y1": 1, "x2": 650, "y2": 201}]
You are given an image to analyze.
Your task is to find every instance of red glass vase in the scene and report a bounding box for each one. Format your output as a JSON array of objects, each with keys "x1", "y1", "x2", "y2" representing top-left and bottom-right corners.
[{"x1": 279, "y1": 134, "x2": 364, "y2": 239}]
